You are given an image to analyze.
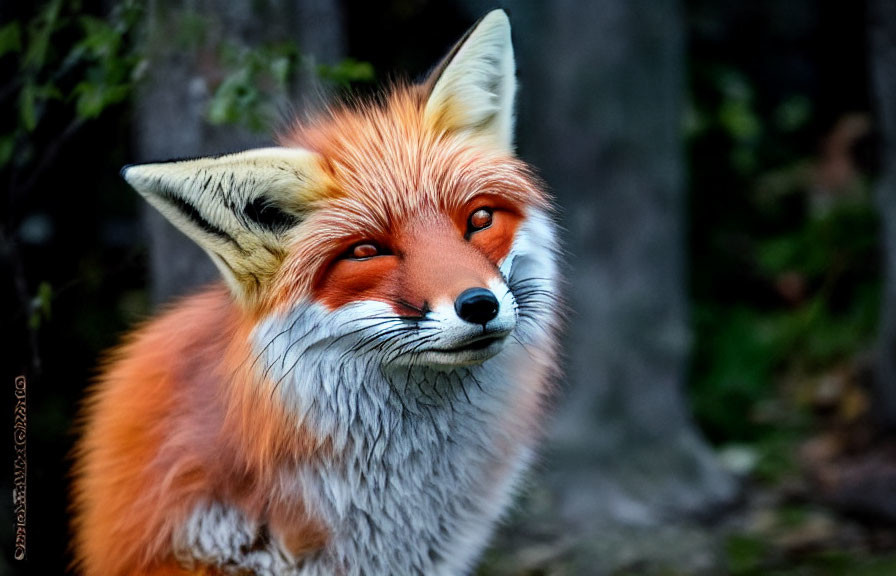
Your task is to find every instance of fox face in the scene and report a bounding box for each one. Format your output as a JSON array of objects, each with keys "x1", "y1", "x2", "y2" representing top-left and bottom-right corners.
[
  {"x1": 124, "y1": 10, "x2": 554, "y2": 374},
  {"x1": 272, "y1": 130, "x2": 547, "y2": 370},
  {"x1": 97, "y1": 10, "x2": 560, "y2": 576}
]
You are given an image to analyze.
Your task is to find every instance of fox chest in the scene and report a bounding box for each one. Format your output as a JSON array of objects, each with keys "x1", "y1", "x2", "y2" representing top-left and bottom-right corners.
[{"x1": 293, "y1": 384, "x2": 530, "y2": 576}]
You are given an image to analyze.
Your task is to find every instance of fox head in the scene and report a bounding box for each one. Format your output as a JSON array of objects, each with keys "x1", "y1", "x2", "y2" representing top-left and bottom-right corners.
[{"x1": 123, "y1": 10, "x2": 558, "y2": 371}]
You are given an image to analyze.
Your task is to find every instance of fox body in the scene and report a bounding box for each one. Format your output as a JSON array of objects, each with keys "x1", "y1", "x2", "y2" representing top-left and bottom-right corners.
[{"x1": 72, "y1": 10, "x2": 560, "y2": 576}]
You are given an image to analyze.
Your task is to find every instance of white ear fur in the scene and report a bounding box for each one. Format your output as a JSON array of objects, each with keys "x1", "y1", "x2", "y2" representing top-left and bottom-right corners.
[
  {"x1": 424, "y1": 9, "x2": 517, "y2": 152},
  {"x1": 122, "y1": 147, "x2": 326, "y2": 301}
]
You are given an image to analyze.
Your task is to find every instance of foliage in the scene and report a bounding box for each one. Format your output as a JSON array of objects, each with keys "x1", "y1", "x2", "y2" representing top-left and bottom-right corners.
[
  {"x1": 316, "y1": 58, "x2": 375, "y2": 88},
  {"x1": 1, "y1": 0, "x2": 145, "y2": 388},
  {"x1": 2, "y1": 0, "x2": 143, "y2": 172},
  {"x1": 725, "y1": 519, "x2": 896, "y2": 576},
  {"x1": 206, "y1": 45, "x2": 374, "y2": 132},
  {"x1": 206, "y1": 41, "x2": 299, "y2": 131},
  {"x1": 691, "y1": 202, "x2": 880, "y2": 443},
  {"x1": 687, "y1": 59, "x2": 880, "y2": 445},
  {"x1": 28, "y1": 280, "x2": 52, "y2": 329}
]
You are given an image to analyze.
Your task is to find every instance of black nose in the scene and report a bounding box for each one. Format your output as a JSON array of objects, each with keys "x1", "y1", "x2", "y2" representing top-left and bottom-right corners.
[{"x1": 455, "y1": 288, "x2": 499, "y2": 325}]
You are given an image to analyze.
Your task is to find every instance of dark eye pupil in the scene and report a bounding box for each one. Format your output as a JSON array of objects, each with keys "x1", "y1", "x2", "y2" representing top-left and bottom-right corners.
[
  {"x1": 470, "y1": 208, "x2": 493, "y2": 231},
  {"x1": 352, "y1": 243, "x2": 378, "y2": 259}
]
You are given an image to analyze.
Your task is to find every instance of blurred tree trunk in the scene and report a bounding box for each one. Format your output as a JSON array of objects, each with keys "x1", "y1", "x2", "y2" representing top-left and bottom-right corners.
[
  {"x1": 503, "y1": 0, "x2": 736, "y2": 538},
  {"x1": 136, "y1": 0, "x2": 345, "y2": 305},
  {"x1": 871, "y1": 0, "x2": 896, "y2": 432}
]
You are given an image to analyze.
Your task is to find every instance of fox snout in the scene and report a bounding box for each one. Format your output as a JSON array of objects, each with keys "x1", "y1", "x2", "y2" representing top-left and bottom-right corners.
[{"x1": 372, "y1": 217, "x2": 517, "y2": 366}]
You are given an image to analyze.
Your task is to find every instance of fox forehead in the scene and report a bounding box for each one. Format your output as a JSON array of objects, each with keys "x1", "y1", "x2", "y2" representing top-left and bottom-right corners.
[{"x1": 281, "y1": 88, "x2": 542, "y2": 226}]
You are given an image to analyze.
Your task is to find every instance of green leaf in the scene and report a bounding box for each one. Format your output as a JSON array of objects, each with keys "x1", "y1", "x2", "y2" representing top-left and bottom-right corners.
[
  {"x1": 37, "y1": 281, "x2": 52, "y2": 319},
  {"x1": 774, "y1": 95, "x2": 812, "y2": 133},
  {"x1": 207, "y1": 67, "x2": 258, "y2": 126},
  {"x1": 719, "y1": 99, "x2": 761, "y2": 143},
  {"x1": 73, "y1": 80, "x2": 130, "y2": 119},
  {"x1": 19, "y1": 81, "x2": 37, "y2": 131},
  {"x1": 77, "y1": 15, "x2": 121, "y2": 59},
  {"x1": 0, "y1": 22, "x2": 22, "y2": 57},
  {"x1": 725, "y1": 534, "x2": 766, "y2": 575},
  {"x1": 24, "y1": 0, "x2": 64, "y2": 70},
  {"x1": 172, "y1": 10, "x2": 208, "y2": 51},
  {"x1": 317, "y1": 58, "x2": 375, "y2": 87},
  {"x1": 36, "y1": 83, "x2": 63, "y2": 101},
  {"x1": 29, "y1": 281, "x2": 53, "y2": 329},
  {"x1": 0, "y1": 133, "x2": 14, "y2": 167},
  {"x1": 270, "y1": 56, "x2": 290, "y2": 86}
]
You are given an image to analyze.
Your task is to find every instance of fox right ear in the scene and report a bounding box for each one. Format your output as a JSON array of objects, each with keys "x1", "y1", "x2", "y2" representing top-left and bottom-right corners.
[
  {"x1": 423, "y1": 9, "x2": 516, "y2": 152},
  {"x1": 122, "y1": 147, "x2": 329, "y2": 303}
]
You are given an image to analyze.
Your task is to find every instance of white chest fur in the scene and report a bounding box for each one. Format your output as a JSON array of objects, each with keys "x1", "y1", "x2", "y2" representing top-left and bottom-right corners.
[{"x1": 283, "y1": 361, "x2": 534, "y2": 575}]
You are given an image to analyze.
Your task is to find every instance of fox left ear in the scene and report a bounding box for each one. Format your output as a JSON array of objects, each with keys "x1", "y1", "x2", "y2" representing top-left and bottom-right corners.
[
  {"x1": 122, "y1": 147, "x2": 329, "y2": 303},
  {"x1": 424, "y1": 9, "x2": 516, "y2": 153}
]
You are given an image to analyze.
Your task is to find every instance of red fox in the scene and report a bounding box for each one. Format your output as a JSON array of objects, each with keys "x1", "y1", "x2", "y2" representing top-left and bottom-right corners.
[{"x1": 72, "y1": 10, "x2": 560, "y2": 575}]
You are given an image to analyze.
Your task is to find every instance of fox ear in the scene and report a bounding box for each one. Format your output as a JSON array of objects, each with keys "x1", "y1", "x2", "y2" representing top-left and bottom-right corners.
[
  {"x1": 122, "y1": 147, "x2": 328, "y2": 303},
  {"x1": 424, "y1": 9, "x2": 516, "y2": 152}
]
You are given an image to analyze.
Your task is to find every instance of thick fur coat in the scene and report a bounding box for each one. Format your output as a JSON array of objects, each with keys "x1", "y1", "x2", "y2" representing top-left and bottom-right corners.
[{"x1": 72, "y1": 10, "x2": 561, "y2": 575}]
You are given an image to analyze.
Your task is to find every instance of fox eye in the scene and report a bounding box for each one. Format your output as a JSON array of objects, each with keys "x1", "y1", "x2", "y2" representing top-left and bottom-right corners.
[
  {"x1": 347, "y1": 242, "x2": 381, "y2": 260},
  {"x1": 467, "y1": 208, "x2": 493, "y2": 234}
]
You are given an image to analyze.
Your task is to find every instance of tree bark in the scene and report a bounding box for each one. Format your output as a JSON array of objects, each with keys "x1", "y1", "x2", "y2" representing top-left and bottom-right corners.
[
  {"x1": 136, "y1": 0, "x2": 345, "y2": 305},
  {"x1": 503, "y1": 0, "x2": 736, "y2": 531}
]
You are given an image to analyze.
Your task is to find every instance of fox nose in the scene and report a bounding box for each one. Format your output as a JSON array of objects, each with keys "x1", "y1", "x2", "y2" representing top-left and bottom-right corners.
[{"x1": 455, "y1": 288, "x2": 499, "y2": 325}]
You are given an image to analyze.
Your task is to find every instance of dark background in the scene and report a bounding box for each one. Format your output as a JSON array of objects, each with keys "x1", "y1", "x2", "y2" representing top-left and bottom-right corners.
[{"x1": 2, "y1": 1, "x2": 895, "y2": 574}]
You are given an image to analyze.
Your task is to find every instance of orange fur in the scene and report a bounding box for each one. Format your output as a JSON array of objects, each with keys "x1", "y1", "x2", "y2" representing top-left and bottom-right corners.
[{"x1": 71, "y1": 287, "x2": 327, "y2": 575}]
